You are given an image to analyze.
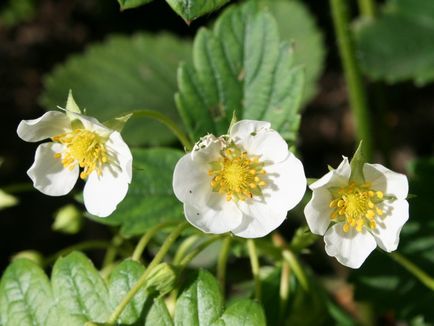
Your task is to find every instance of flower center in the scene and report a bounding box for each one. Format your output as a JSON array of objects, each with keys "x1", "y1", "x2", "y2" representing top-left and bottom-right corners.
[
  {"x1": 52, "y1": 129, "x2": 108, "y2": 179},
  {"x1": 208, "y1": 145, "x2": 267, "y2": 202},
  {"x1": 329, "y1": 182, "x2": 384, "y2": 233}
]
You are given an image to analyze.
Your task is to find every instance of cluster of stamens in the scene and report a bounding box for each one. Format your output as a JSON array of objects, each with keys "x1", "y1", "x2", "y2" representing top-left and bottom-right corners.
[
  {"x1": 52, "y1": 129, "x2": 108, "y2": 179},
  {"x1": 208, "y1": 145, "x2": 267, "y2": 202},
  {"x1": 329, "y1": 181, "x2": 384, "y2": 233}
]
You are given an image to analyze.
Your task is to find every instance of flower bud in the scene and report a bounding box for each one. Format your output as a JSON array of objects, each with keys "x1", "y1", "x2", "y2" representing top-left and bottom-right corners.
[
  {"x1": 12, "y1": 250, "x2": 44, "y2": 266},
  {"x1": 0, "y1": 189, "x2": 18, "y2": 210},
  {"x1": 146, "y1": 263, "x2": 177, "y2": 296},
  {"x1": 52, "y1": 204, "x2": 82, "y2": 234}
]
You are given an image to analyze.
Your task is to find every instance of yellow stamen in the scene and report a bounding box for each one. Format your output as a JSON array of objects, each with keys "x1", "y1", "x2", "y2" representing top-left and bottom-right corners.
[
  {"x1": 208, "y1": 144, "x2": 267, "y2": 202},
  {"x1": 52, "y1": 129, "x2": 108, "y2": 180},
  {"x1": 328, "y1": 181, "x2": 385, "y2": 233}
]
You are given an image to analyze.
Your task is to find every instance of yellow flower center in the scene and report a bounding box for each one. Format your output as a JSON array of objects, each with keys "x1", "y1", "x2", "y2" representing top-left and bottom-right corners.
[
  {"x1": 52, "y1": 129, "x2": 108, "y2": 179},
  {"x1": 208, "y1": 145, "x2": 267, "y2": 202},
  {"x1": 329, "y1": 182, "x2": 384, "y2": 233}
]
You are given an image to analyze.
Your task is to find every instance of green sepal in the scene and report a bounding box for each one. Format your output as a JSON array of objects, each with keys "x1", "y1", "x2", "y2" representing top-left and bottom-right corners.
[
  {"x1": 103, "y1": 113, "x2": 133, "y2": 133},
  {"x1": 228, "y1": 111, "x2": 238, "y2": 133},
  {"x1": 65, "y1": 90, "x2": 81, "y2": 115},
  {"x1": 349, "y1": 141, "x2": 366, "y2": 184}
]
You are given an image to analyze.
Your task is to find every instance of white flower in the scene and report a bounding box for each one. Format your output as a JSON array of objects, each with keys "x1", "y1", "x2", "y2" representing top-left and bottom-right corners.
[
  {"x1": 173, "y1": 120, "x2": 306, "y2": 238},
  {"x1": 304, "y1": 157, "x2": 409, "y2": 269},
  {"x1": 17, "y1": 110, "x2": 132, "y2": 217}
]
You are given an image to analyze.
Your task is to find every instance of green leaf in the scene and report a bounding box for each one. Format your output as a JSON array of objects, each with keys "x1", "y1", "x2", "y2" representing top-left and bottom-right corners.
[
  {"x1": 262, "y1": 0, "x2": 326, "y2": 103},
  {"x1": 350, "y1": 157, "x2": 434, "y2": 322},
  {"x1": 174, "y1": 270, "x2": 223, "y2": 325},
  {"x1": 51, "y1": 252, "x2": 111, "y2": 324},
  {"x1": 118, "y1": 0, "x2": 154, "y2": 10},
  {"x1": 175, "y1": 1, "x2": 304, "y2": 143},
  {"x1": 40, "y1": 33, "x2": 191, "y2": 146},
  {"x1": 90, "y1": 148, "x2": 184, "y2": 237},
  {"x1": 166, "y1": 0, "x2": 231, "y2": 21},
  {"x1": 143, "y1": 297, "x2": 174, "y2": 326},
  {"x1": 218, "y1": 299, "x2": 266, "y2": 326},
  {"x1": 354, "y1": 0, "x2": 434, "y2": 85},
  {"x1": 108, "y1": 259, "x2": 147, "y2": 324},
  {"x1": 174, "y1": 269, "x2": 266, "y2": 326},
  {"x1": 0, "y1": 259, "x2": 59, "y2": 326}
]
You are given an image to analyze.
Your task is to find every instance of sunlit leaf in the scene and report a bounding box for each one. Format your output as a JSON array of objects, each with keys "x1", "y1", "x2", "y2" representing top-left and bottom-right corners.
[
  {"x1": 174, "y1": 269, "x2": 266, "y2": 326},
  {"x1": 0, "y1": 259, "x2": 60, "y2": 326},
  {"x1": 41, "y1": 33, "x2": 191, "y2": 146},
  {"x1": 51, "y1": 252, "x2": 111, "y2": 324},
  {"x1": 166, "y1": 0, "x2": 231, "y2": 21},
  {"x1": 175, "y1": 1, "x2": 304, "y2": 143}
]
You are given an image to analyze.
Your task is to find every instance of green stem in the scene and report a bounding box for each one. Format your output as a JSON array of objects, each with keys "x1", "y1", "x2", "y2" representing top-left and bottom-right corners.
[
  {"x1": 132, "y1": 110, "x2": 192, "y2": 150},
  {"x1": 44, "y1": 240, "x2": 113, "y2": 266},
  {"x1": 357, "y1": 0, "x2": 376, "y2": 18},
  {"x1": 389, "y1": 252, "x2": 434, "y2": 291},
  {"x1": 132, "y1": 222, "x2": 175, "y2": 262},
  {"x1": 217, "y1": 236, "x2": 232, "y2": 296},
  {"x1": 247, "y1": 239, "x2": 261, "y2": 301},
  {"x1": 278, "y1": 260, "x2": 291, "y2": 325},
  {"x1": 282, "y1": 249, "x2": 309, "y2": 291},
  {"x1": 178, "y1": 235, "x2": 221, "y2": 268},
  {"x1": 330, "y1": 0, "x2": 373, "y2": 160},
  {"x1": 102, "y1": 234, "x2": 123, "y2": 269},
  {"x1": 173, "y1": 234, "x2": 200, "y2": 265},
  {"x1": 107, "y1": 222, "x2": 188, "y2": 324}
]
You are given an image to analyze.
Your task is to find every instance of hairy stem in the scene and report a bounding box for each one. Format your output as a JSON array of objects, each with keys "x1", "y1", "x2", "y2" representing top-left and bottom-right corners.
[
  {"x1": 102, "y1": 234, "x2": 123, "y2": 269},
  {"x1": 107, "y1": 222, "x2": 188, "y2": 324},
  {"x1": 178, "y1": 235, "x2": 221, "y2": 268},
  {"x1": 132, "y1": 221, "x2": 175, "y2": 262},
  {"x1": 247, "y1": 239, "x2": 261, "y2": 301},
  {"x1": 330, "y1": 0, "x2": 373, "y2": 160}
]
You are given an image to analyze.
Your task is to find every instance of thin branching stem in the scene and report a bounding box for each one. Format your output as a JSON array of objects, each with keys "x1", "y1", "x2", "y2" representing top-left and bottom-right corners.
[
  {"x1": 247, "y1": 239, "x2": 261, "y2": 301},
  {"x1": 131, "y1": 221, "x2": 175, "y2": 262},
  {"x1": 107, "y1": 222, "x2": 188, "y2": 324},
  {"x1": 217, "y1": 235, "x2": 232, "y2": 297},
  {"x1": 132, "y1": 110, "x2": 192, "y2": 150}
]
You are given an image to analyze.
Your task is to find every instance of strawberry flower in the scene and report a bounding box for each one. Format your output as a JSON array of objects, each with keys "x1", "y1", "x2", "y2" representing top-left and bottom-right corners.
[{"x1": 173, "y1": 120, "x2": 306, "y2": 238}]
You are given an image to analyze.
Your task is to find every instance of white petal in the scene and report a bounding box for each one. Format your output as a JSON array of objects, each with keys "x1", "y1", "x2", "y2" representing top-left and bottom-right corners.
[
  {"x1": 17, "y1": 111, "x2": 71, "y2": 142},
  {"x1": 27, "y1": 143, "x2": 78, "y2": 196},
  {"x1": 324, "y1": 223, "x2": 377, "y2": 269},
  {"x1": 184, "y1": 200, "x2": 242, "y2": 234},
  {"x1": 69, "y1": 112, "x2": 112, "y2": 137},
  {"x1": 371, "y1": 199, "x2": 409, "y2": 252},
  {"x1": 106, "y1": 131, "x2": 133, "y2": 183},
  {"x1": 263, "y1": 152, "x2": 306, "y2": 212},
  {"x1": 232, "y1": 201, "x2": 287, "y2": 238},
  {"x1": 191, "y1": 135, "x2": 223, "y2": 163},
  {"x1": 172, "y1": 153, "x2": 213, "y2": 208},
  {"x1": 309, "y1": 157, "x2": 351, "y2": 190},
  {"x1": 363, "y1": 163, "x2": 408, "y2": 199},
  {"x1": 83, "y1": 166, "x2": 130, "y2": 217},
  {"x1": 304, "y1": 188, "x2": 333, "y2": 235},
  {"x1": 229, "y1": 120, "x2": 271, "y2": 139}
]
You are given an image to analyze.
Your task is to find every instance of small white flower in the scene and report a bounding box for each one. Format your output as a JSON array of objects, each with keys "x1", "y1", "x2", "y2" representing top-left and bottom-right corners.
[
  {"x1": 17, "y1": 110, "x2": 132, "y2": 217},
  {"x1": 304, "y1": 157, "x2": 409, "y2": 268},
  {"x1": 173, "y1": 120, "x2": 306, "y2": 238}
]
